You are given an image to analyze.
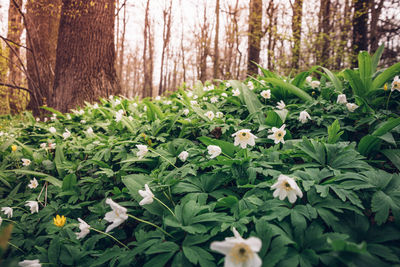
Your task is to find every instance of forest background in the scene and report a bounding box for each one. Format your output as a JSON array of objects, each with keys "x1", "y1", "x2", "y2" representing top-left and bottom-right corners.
[{"x1": 0, "y1": 0, "x2": 399, "y2": 115}]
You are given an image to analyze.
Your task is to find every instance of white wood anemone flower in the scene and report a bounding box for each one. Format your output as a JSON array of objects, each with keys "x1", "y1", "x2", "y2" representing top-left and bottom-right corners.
[
  {"x1": 104, "y1": 198, "x2": 128, "y2": 233},
  {"x1": 28, "y1": 178, "x2": 39, "y2": 189},
  {"x1": 138, "y1": 184, "x2": 155, "y2": 206},
  {"x1": 391, "y1": 76, "x2": 400, "y2": 91},
  {"x1": 18, "y1": 259, "x2": 42, "y2": 267},
  {"x1": 178, "y1": 151, "x2": 189, "y2": 162},
  {"x1": 62, "y1": 129, "x2": 71, "y2": 139},
  {"x1": 207, "y1": 145, "x2": 222, "y2": 159},
  {"x1": 232, "y1": 129, "x2": 257, "y2": 149},
  {"x1": 346, "y1": 103, "x2": 359, "y2": 112},
  {"x1": 216, "y1": 112, "x2": 224, "y2": 118},
  {"x1": 267, "y1": 124, "x2": 286, "y2": 144},
  {"x1": 276, "y1": 100, "x2": 286, "y2": 110},
  {"x1": 136, "y1": 145, "x2": 148, "y2": 159},
  {"x1": 232, "y1": 88, "x2": 240, "y2": 96},
  {"x1": 247, "y1": 81, "x2": 255, "y2": 90},
  {"x1": 298, "y1": 110, "x2": 311, "y2": 124},
  {"x1": 22, "y1": 158, "x2": 31, "y2": 166},
  {"x1": 76, "y1": 218, "x2": 90, "y2": 239},
  {"x1": 25, "y1": 201, "x2": 39, "y2": 214},
  {"x1": 49, "y1": 127, "x2": 56, "y2": 134},
  {"x1": 310, "y1": 80, "x2": 320, "y2": 89},
  {"x1": 210, "y1": 227, "x2": 262, "y2": 267},
  {"x1": 337, "y1": 94, "x2": 347, "y2": 104},
  {"x1": 204, "y1": 111, "x2": 215, "y2": 121},
  {"x1": 1, "y1": 207, "x2": 13, "y2": 218},
  {"x1": 260, "y1": 90, "x2": 271, "y2": 99},
  {"x1": 271, "y1": 174, "x2": 303, "y2": 203}
]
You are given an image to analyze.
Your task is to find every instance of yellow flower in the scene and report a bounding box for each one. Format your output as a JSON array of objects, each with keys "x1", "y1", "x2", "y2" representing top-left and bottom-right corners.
[
  {"x1": 384, "y1": 83, "x2": 388, "y2": 91},
  {"x1": 53, "y1": 215, "x2": 66, "y2": 227},
  {"x1": 11, "y1": 145, "x2": 17, "y2": 152}
]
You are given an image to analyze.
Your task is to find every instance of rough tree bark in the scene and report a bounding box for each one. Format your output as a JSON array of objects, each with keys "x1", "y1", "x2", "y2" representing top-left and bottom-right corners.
[
  {"x1": 7, "y1": 0, "x2": 24, "y2": 113},
  {"x1": 51, "y1": 0, "x2": 121, "y2": 112},
  {"x1": 0, "y1": 42, "x2": 10, "y2": 114},
  {"x1": 213, "y1": 0, "x2": 220, "y2": 79},
  {"x1": 352, "y1": 0, "x2": 370, "y2": 67},
  {"x1": 142, "y1": 0, "x2": 154, "y2": 98},
  {"x1": 25, "y1": 0, "x2": 61, "y2": 115},
  {"x1": 317, "y1": 0, "x2": 331, "y2": 66},
  {"x1": 291, "y1": 0, "x2": 304, "y2": 70},
  {"x1": 158, "y1": 0, "x2": 172, "y2": 95},
  {"x1": 247, "y1": 0, "x2": 262, "y2": 76}
]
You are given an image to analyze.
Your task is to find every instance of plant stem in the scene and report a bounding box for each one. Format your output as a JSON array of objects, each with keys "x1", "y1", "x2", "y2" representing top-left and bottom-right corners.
[
  {"x1": 8, "y1": 241, "x2": 24, "y2": 253},
  {"x1": 127, "y1": 214, "x2": 173, "y2": 238},
  {"x1": 221, "y1": 151, "x2": 233, "y2": 159},
  {"x1": 154, "y1": 196, "x2": 176, "y2": 217},
  {"x1": 148, "y1": 148, "x2": 178, "y2": 169},
  {"x1": 89, "y1": 227, "x2": 129, "y2": 249},
  {"x1": 386, "y1": 90, "x2": 393, "y2": 110}
]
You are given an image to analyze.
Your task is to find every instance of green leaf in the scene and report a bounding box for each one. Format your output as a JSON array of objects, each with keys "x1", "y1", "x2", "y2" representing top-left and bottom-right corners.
[
  {"x1": 11, "y1": 169, "x2": 62, "y2": 187},
  {"x1": 371, "y1": 190, "x2": 399, "y2": 225},
  {"x1": 371, "y1": 44, "x2": 384, "y2": 74},
  {"x1": 198, "y1": 136, "x2": 239, "y2": 157},
  {"x1": 264, "y1": 78, "x2": 313, "y2": 102},
  {"x1": 372, "y1": 118, "x2": 400, "y2": 137},
  {"x1": 62, "y1": 173, "x2": 77, "y2": 191},
  {"x1": 48, "y1": 236, "x2": 60, "y2": 265},
  {"x1": 144, "y1": 99, "x2": 165, "y2": 121},
  {"x1": 371, "y1": 61, "x2": 400, "y2": 91},
  {"x1": 358, "y1": 51, "x2": 372, "y2": 92},
  {"x1": 343, "y1": 69, "x2": 366, "y2": 97},
  {"x1": 265, "y1": 110, "x2": 283, "y2": 127},
  {"x1": 327, "y1": 119, "x2": 343, "y2": 144},
  {"x1": 146, "y1": 242, "x2": 179, "y2": 255},
  {"x1": 381, "y1": 149, "x2": 400, "y2": 171},
  {"x1": 320, "y1": 67, "x2": 343, "y2": 93},
  {"x1": 143, "y1": 252, "x2": 176, "y2": 267}
]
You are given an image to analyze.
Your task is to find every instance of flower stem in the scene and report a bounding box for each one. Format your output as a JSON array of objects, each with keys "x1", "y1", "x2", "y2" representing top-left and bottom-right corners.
[
  {"x1": 221, "y1": 151, "x2": 233, "y2": 159},
  {"x1": 386, "y1": 90, "x2": 393, "y2": 110},
  {"x1": 89, "y1": 227, "x2": 129, "y2": 249},
  {"x1": 8, "y1": 241, "x2": 24, "y2": 253},
  {"x1": 148, "y1": 148, "x2": 178, "y2": 169},
  {"x1": 127, "y1": 214, "x2": 173, "y2": 238},
  {"x1": 154, "y1": 196, "x2": 176, "y2": 217}
]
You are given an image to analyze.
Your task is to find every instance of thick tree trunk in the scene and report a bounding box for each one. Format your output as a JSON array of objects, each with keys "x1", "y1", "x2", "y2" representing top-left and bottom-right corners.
[
  {"x1": 7, "y1": 0, "x2": 24, "y2": 113},
  {"x1": 213, "y1": 0, "x2": 220, "y2": 79},
  {"x1": 247, "y1": 0, "x2": 262, "y2": 76},
  {"x1": 317, "y1": 0, "x2": 331, "y2": 66},
  {"x1": 291, "y1": 0, "x2": 304, "y2": 70},
  {"x1": 51, "y1": 0, "x2": 121, "y2": 112},
  {"x1": 352, "y1": 0, "x2": 370, "y2": 67},
  {"x1": 26, "y1": 0, "x2": 61, "y2": 115}
]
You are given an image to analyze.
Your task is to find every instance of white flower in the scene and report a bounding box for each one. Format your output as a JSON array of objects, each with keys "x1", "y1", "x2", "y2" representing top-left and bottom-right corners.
[
  {"x1": 247, "y1": 81, "x2": 255, "y2": 90},
  {"x1": 86, "y1": 127, "x2": 94, "y2": 135},
  {"x1": 66, "y1": 114, "x2": 72, "y2": 120},
  {"x1": 336, "y1": 94, "x2": 347, "y2": 104},
  {"x1": 25, "y1": 201, "x2": 39, "y2": 214},
  {"x1": 276, "y1": 100, "x2": 286, "y2": 110},
  {"x1": 128, "y1": 116, "x2": 134, "y2": 121},
  {"x1": 203, "y1": 97, "x2": 208, "y2": 101},
  {"x1": 113, "y1": 99, "x2": 121, "y2": 106},
  {"x1": 221, "y1": 93, "x2": 228, "y2": 97},
  {"x1": 104, "y1": 198, "x2": 128, "y2": 232},
  {"x1": 310, "y1": 81, "x2": 320, "y2": 89},
  {"x1": 63, "y1": 129, "x2": 71, "y2": 139},
  {"x1": 190, "y1": 100, "x2": 198, "y2": 106},
  {"x1": 298, "y1": 110, "x2": 311, "y2": 124},
  {"x1": 0, "y1": 216, "x2": 2, "y2": 226},
  {"x1": 22, "y1": 158, "x2": 31, "y2": 166},
  {"x1": 165, "y1": 100, "x2": 172, "y2": 105},
  {"x1": 93, "y1": 103, "x2": 99, "y2": 109},
  {"x1": 183, "y1": 109, "x2": 190, "y2": 116},
  {"x1": 260, "y1": 90, "x2": 271, "y2": 99},
  {"x1": 109, "y1": 95, "x2": 114, "y2": 100},
  {"x1": 271, "y1": 174, "x2": 303, "y2": 203},
  {"x1": 207, "y1": 145, "x2": 222, "y2": 159},
  {"x1": 306, "y1": 76, "x2": 313, "y2": 83},
  {"x1": 268, "y1": 124, "x2": 286, "y2": 144},
  {"x1": 49, "y1": 143, "x2": 56, "y2": 150},
  {"x1": 210, "y1": 96, "x2": 219, "y2": 103},
  {"x1": 36, "y1": 117, "x2": 40, "y2": 122},
  {"x1": 133, "y1": 103, "x2": 138, "y2": 107},
  {"x1": 260, "y1": 80, "x2": 266, "y2": 86},
  {"x1": 226, "y1": 82, "x2": 231, "y2": 88},
  {"x1": 204, "y1": 111, "x2": 215, "y2": 121},
  {"x1": 49, "y1": 127, "x2": 56, "y2": 134},
  {"x1": 216, "y1": 112, "x2": 224, "y2": 118},
  {"x1": 346, "y1": 103, "x2": 359, "y2": 112},
  {"x1": 155, "y1": 96, "x2": 161, "y2": 100},
  {"x1": 28, "y1": 178, "x2": 39, "y2": 189},
  {"x1": 78, "y1": 109, "x2": 85, "y2": 115},
  {"x1": 76, "y1": 218, "x2": 90, "y2": 239},
  {"x1": 187, "y1": 91, "x2": 193, "y2": 98},
  {"x1": 136, "y1": 144, "x2": 148, "y2": 159},
  {"x1": 178, "y1": 151, "x2": 189, "y2": 162},
  {"x1": 210, "y1": 227, "x2": 262, "y2": 267},
  {"x1": 193, "y1": 95, "x2": 198, "y2": 100},
  {"x1": 44, "y1": 118, "x2": 48, "y2": 122},
  {"x1": 80, "y1": 120, "x2": 86, "y2": 124},
  {"x1": 1, "y1": 207, "x2": 13, "y2": 218},
  {"x1": 232, "y1": 88, "x2": 240, "y2": 96},
  {"x1": 18, "y1": 259, "x2": 42, "y2": 267},
  {"x1": 138, "y1": 184, "x2": 154, "y2": 205},
  {"x1": 232, "y1": 129, "x2": 257, "y2": 149},
  {"x1": 392, "y1": 76, "x2": 400, "y2": 91},
  {"x1": 115, "y1": 109, "x2": 124, "y2": 122},
  {"x1": 40, "y1": 143, "x2": 47, "y2": 149}
]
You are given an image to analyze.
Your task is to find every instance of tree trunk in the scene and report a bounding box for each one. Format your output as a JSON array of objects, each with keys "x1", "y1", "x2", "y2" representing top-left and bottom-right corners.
[
  {"x1": 25, "y1": 0, "x2": 61, "y2": 115},
  {"x1": 247, "y1": 0, "x2": 262, "y2": 76},
  {"x1": 291, "y1": 0, "x2": 304, "y2": 70},
  {"x1": 335, "y1": 0, "x2": 351, "y2": 69},
  {"x1": 158, "y1": 1, "x2": 172, "y2": 95},
  {"x1": 317, "y1": 0, "x2": 331, "y2": 66},
  {"x1": 0, "y1": 43, "x2": 10, "y2": 114},
  {"x1": 51, "y1": 0, "x2": 120, "y2": 112},
  {"x1": 7, "y1": 0, "x2": 24, "y2": 113},
  {"x1": 142, "y1": 0, "x2": 154, "y2": 98},
  {"x1": 369, "y1": 0, "x2": 384, "y2": 52},
  {"x1": 352, "y1": 0, "x2": 370, "y2": 67},
  {"x1": 213, "y1": 0, "x2": 220, "y2": 79}
]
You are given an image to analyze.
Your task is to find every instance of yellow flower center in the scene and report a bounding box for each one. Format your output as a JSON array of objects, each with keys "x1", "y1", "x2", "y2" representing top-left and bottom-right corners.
[
  {"x1": 284, "y1": 182, "x2": 291, "y2": 189},
  {"x1": 53, "y1": 215, "x2": 66, "y2": 227},
  {"x1": 230, "y1": 243, "x2": 252, "y2": 264},
  {"x1": 394, "y1": 81, "x2": 400, "y2": 89}
]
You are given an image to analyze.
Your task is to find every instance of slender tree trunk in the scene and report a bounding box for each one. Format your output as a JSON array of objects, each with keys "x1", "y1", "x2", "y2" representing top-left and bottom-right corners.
[
  {"x1": 7, "y1": 0, "x2": 24, "y2": 113},
  {"x1": 213, "y1": 0, "x2": 220, "y2": 79},
  {"x1": 51, "y1": 0, "x2": 121, "y2": 112},
  {"x1": 26, "y1": 0, "x2": 61, "y2": 115},
  {"x1": 352, "y1": 0, "x2": 370, "y2": 67},
  {"x1": 0, "y1": 42, "x2": 10, "y2": 114},
  {"x1": 247, "y1": 0, "x2": 262, "y2": 76},
  {"x1": 158, "y1": 0, "x2": 172, "y2": 95},
  {"x1": 142, "y1": 0, "x2": 153, "y2": 98},
  {"x1": 118, "y1": 2, "x2": 126, "y2": 84},
  {"x1": 335, "y1": 0, "x2": 351, "y2": 69},
  {"x1": 291, "y1": 0, "x2": 304, "y2": 70},
  {"x1": 317, "y1": 0, "x2": 331, "y2": 66}
]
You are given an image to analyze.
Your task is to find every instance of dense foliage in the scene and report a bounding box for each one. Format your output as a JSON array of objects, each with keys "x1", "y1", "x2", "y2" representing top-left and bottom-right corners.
[{"x1": 1, "y1": 49, "x2": 400, "y2": 267}]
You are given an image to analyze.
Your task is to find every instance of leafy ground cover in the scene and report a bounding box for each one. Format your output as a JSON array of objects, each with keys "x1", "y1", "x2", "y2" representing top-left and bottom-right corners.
[{"x1": 1, "y1": 50, "x2": 400, "y2": 266}]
